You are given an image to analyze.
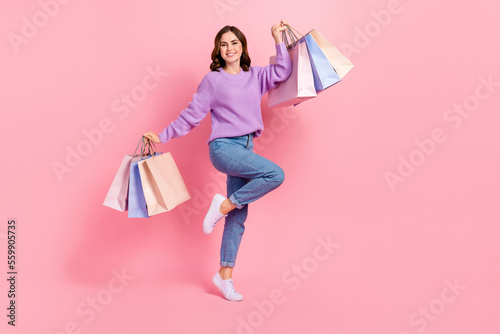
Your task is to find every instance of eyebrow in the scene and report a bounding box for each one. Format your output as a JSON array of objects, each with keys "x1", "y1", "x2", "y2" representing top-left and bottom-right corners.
[{"x1": 221, "y1": 39, "x2": 239, "y2": 44}]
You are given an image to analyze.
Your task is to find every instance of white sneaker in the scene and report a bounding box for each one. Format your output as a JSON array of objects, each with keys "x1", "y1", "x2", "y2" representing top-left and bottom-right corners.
[
  {"x1": 203, "y1": 194, "x2": 227, "y2": 234},
  {"x1": 212, "y1": 272, "x2": 243, "y2": 301}
]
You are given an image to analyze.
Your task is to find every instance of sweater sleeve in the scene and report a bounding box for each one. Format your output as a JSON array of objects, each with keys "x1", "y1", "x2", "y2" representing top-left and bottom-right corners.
[
  {"x1": 158, "y1": 73, "x2": 216, "y2": 143},
  {"x1": 257, "y1": 42, "x2": 292, "y2": 96}
]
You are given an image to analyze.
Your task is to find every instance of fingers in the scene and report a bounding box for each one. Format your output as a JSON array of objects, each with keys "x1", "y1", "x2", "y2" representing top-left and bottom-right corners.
[
  {"x1": 277, "y1": 20, "x2": 288, "y2": 28},
  {"x1": 272, "y1": 20, "x2": 289, "y2": 33},
  {"x1": 142, "y1": 131, "x2": 160, "y2": 143},
  {"x1": 273, "y1": 20, "x2": 286, "y2": 26}
]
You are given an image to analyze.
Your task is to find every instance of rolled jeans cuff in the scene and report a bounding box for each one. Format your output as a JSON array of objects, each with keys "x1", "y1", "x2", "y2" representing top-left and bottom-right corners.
[
  {"x1": 220, "y1": 260, "x2": 235, "y2": 267},
  {"x1": 229, "y1": 194, "x2": 244, "y2": 209}
]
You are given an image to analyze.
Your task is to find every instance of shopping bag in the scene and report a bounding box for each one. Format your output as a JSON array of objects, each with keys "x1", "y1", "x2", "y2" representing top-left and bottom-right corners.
[
  {"x1": 307, "y1": 29, "x2": 354, "y2": 78},
  {"x1": 102, "y1": 154, "x2": 135, "y2": 212},
  {"x1": 126, "y1": 138, "x2": 156, "y2": 218},
  {"x1": 128, "y1": 155, "x2": 150, "y2": 218},
  {"x1": 268, "y1": 32, "x2": 316, "y2": 108},
  {"x1": 303, "y1": 33, "x2": 341, "y2": 92},
  {"x1": 103, "y1": 138, "x2": 145, "y2": 212},
  {"x1": 138, "y1": 151, "x2": 191, "y2": 216}
]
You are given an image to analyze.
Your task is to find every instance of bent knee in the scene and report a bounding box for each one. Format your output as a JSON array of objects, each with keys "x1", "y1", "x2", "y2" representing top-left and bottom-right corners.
[{"x1": 269, "y1": 166, "x2": 285, "y2": 187}]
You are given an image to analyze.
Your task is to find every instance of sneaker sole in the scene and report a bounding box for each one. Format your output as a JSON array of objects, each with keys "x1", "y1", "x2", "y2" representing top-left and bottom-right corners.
[{"x1": 212, "y1": 275, "x2": 243, "y2": 302}]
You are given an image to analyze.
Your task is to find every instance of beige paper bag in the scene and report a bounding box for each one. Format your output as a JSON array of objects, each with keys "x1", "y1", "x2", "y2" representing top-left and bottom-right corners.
[
  {"x1": 138, "y1": 152, "x2": 191, "y2": 216},
  {"x1": 308, "y1": 29, "x2": 354, "y2": 78}
]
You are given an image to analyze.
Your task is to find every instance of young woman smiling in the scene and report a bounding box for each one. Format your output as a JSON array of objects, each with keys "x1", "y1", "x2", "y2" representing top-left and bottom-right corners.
[{"x1": 143, "y1": 21, "x2": 292, "y2": 301}]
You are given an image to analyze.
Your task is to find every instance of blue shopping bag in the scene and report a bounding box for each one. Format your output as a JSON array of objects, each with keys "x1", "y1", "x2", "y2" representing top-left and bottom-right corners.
[
  {"x1": 303, "y1": 33, "x2": 341, "y2": 92},
  {"x1": 128, "y1": 156, "x2": 149, "y2": 218},
  {"x1": 127, "y1": 137, "x2": 158, "y2": 218}
]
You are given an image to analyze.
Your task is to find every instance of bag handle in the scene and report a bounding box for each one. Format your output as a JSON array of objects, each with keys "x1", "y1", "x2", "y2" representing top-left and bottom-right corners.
[
  {"x1": 286, "y1": 24, "x2": 304, "y2": 39},
  {"x1": 133, "y1": 137, "x2": 143, "y2": 156},
  {"x1": 145, "y1": 138, "x2": 157, "y2": 157},
  {"x1": 142, "y1": 137, "x2": 160, "y2": 160},
  {"x1": 282, "y1": 24, "x2": 304, "y2": 51},
  {"x1": 282, "y1": 27, "x2": 296, "y2": 50},
  {"x1": 134, "y1": 136, "x2": 156, "y2": 159}
]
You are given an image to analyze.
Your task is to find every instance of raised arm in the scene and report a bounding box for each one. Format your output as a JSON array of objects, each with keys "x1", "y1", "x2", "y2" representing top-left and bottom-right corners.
[
  {"x1": 255, "y1": 21, "x2": 293, "y2": 96},
  {"x1": 144, "y1": 73, "x2": 217, "y2": 143}
]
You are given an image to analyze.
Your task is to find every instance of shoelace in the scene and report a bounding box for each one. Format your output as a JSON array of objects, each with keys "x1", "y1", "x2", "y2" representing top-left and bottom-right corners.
[
  {"x1": 225, "y1": 279, "x2": 237, "y2": 295},
  {"x1": 208, "y1": 211, "x2": 226, "y2": 228},
  {"x1": 208, "y1": 212, "x2": 223, "y2": 228}
]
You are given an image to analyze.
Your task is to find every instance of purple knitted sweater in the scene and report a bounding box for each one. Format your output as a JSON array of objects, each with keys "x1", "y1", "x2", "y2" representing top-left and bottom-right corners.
[{"x1": 158, "y1": 42, "x2": 292, "y2": 144}]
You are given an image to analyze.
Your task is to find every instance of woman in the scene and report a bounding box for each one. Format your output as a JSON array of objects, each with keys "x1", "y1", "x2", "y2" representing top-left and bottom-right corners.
[{"x1": 143, "y1": 21, "x2": 292, "y2": 301}]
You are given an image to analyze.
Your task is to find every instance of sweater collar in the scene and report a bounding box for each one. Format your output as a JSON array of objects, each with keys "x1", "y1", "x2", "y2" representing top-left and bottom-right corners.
[{"x1": 218, "y1": 67, "x2": 246, "y2": 77}]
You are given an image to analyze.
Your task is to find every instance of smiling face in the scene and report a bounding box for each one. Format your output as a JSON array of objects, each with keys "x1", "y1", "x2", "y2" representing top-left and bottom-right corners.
[{"x1": 219, "y1": 31, "x2": 243, "y2": 67}]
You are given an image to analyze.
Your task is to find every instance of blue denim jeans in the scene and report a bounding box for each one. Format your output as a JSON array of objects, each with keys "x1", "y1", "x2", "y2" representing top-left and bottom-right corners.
[{"x1": 208, "y1": 133, "x2": 285, "y2": 267}]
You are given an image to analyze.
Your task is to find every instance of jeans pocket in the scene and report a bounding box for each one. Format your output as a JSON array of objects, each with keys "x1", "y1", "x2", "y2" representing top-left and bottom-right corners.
[{"x1": 209, "y1": 140, "x2": 221, "y2": 168}]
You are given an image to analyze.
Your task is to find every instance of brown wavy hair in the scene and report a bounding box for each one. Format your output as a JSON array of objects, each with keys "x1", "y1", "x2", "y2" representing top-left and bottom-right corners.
[{"x1": 210, "y1": 26, "x2": 251, "y2": 72}]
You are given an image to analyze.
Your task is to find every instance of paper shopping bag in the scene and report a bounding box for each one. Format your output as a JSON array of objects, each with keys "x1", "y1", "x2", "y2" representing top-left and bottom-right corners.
[
  {"x1": 304, "y1": 33, "x2": 341, "y2": 92},
  {"x1": 268, "y1": 39, "x2": 317, "y2": 108},
  {"x1": 102, "y1": 155, "x2": 134, "y2": 212},
  {"x1": 138, "y1": 152, "x2": 191, "y2": 216},
  {"x1": 128, "y1": 156, "x2": 149, "y2": 218},
  {"x1": 308, "y1": 29, "x2": 354, "y2": 78}
]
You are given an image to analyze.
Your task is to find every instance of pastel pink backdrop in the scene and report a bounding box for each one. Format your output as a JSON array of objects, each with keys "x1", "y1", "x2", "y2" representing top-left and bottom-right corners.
[{"x1": 1, "y1": 0, "x2": 499, "y2": 333}]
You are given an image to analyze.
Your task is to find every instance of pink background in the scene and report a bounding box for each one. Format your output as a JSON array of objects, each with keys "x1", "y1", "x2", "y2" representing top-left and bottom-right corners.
[{"x1": 1, "y1": 0, "x2": 499, "y2": 333}]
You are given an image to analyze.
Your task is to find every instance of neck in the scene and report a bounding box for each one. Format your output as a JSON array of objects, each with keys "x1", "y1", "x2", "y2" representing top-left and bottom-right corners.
[{"x1": 223, "y1": 62, "x2": 241, "y2": 74}]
